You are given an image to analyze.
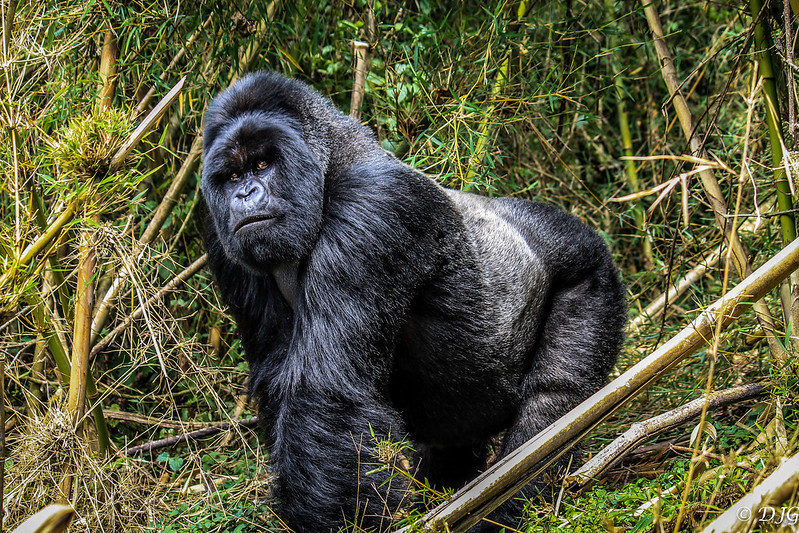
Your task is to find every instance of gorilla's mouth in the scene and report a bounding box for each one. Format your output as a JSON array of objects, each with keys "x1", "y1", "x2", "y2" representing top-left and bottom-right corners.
[{"x1": 234, "y1": 214, "x2": 279, "y2": 234}]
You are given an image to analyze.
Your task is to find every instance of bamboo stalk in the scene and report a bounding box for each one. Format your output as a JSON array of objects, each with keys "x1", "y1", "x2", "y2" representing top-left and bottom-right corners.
[
  {"x1": 231, "y1": 1, "x2": 278, "y2": 85},
  {"x1": 749, "y1": 0, "x2": 799, "y2": 346},
  {"x1": 783, "y1": 0, "x2": 797, "y2": 139},
  {"x1": 141, "y1": 127, "x2": 204, "y2": 232},
  {"x1": 399, "y1": 236, "x2": 799, "y2": 533},
  {"x1": 349, "y1": 41, "x2": 369, "y2": 120},
  {"x1": 0, "y1": 201, "x2": 76, "y2": 299},
  {"x1": 96, "y1": 22, "x2": 118, "y2": 112},
  {"x1": 66, "y1": 229, "x2": 96, "y2": 426},
  {"x1": 29, "y1": 190, "x2": 71, "y2": 318},
  {"x1": 1, "y1": 0, "x2": 17, "y2": 61},
  {"x1": 750, "y1": 0, "x2": 795, "y2": 245},
  {"x1": 642, "y1": 0, "x2": 786, "y2": 363}
]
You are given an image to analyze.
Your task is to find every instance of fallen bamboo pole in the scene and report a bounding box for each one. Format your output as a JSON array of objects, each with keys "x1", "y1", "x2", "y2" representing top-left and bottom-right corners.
[{"x1": 400, "y1": 236, "x2": 799, "y2": 532}]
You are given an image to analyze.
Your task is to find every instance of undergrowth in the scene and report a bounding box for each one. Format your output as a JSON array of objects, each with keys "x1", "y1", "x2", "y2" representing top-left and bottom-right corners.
[{"x1": 1, "y1": 0, "x2": 799, "y2": 531}]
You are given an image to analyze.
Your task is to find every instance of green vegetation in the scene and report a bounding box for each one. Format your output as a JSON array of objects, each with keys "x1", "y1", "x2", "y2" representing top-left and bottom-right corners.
[{"x1": 2, "y1": 0, "x2": 799, "y2": 531}]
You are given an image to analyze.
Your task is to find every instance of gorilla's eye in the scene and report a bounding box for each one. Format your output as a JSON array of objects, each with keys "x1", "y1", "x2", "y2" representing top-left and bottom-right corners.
[
  {"x1": 257, "y1": 160, "x2": 268, "y2": 170},
  {"x1": 231, "y1": 172, "x2": 240, "y2": 181}
]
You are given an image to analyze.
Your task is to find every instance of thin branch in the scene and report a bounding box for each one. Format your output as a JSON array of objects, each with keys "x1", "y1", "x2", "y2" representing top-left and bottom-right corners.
[
  {"x1": 123, "y1": 416, "x2": 260, "y2": 456},
  {"x1": 566, "y1": 383, "x2": 765, "y2": 487},
  {"x1": 90, "y1": 253, "x2": 207, "y2": 359},
  {"x1": 103, "y1": 408, "x2": 228, "y2": 430}
]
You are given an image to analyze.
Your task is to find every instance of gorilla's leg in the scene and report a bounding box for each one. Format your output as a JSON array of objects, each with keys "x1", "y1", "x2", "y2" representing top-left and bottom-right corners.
[{"x1": 472, "y1": 271, "x2": 625, "y2": 532}]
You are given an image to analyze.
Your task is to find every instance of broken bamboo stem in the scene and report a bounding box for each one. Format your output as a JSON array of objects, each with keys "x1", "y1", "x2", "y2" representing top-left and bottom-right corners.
[{"x1": 566, "y1": 382, "x2": 764, "y2": 487}]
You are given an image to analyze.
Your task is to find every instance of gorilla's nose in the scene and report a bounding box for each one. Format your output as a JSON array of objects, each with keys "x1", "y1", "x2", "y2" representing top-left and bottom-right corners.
[{"x1": 234, "y1": 179, "x2": 266, "y2": 204}]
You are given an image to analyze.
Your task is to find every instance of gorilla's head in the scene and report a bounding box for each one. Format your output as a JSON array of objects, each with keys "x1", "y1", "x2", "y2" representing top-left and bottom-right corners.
[{"x1": 201, "y1": 73, "x2": 325, "y2": 272}]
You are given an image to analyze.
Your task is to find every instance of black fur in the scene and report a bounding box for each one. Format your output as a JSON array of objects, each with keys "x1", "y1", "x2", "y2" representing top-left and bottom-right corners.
[{"x1": 201, "y1": 71, "x2": 627, "y2": 532}]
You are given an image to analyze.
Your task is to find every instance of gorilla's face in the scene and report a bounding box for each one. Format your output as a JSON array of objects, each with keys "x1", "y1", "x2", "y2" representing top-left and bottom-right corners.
[{"x1": 201, "y1": 111, "x2": 324, "y2": 272}]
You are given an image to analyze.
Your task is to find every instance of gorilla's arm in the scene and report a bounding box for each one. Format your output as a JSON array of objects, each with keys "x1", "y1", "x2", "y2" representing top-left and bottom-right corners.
[{"x1": 262, "y1": 164, "x2": 459, "y2": 530}]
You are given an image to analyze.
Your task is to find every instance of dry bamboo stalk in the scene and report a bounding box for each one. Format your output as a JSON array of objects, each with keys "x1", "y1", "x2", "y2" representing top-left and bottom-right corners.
[
  {"x1": 1, "y1": 0, "x2": 17, "y2": 61},
  {"x1": 66, "y1": 232, "x2": 95, "y2": 423},
  {"x1": 60, "y1": 228, "x2": 97, "y2": 501},
  {"x1": 566, "y1": 383, "x2": 764, "y2": 487},
  {"x1": 66, "y1": 18, "x2": 118, "y2": 421},
  {"x1": 70, "y1": 20, "x2": 116, "y2": 421},
  {"x1": 642, "y1": 0, "x2": 785, "y2": 362},
  {"x1": 701, "y1": 452, "x2": 799, "y2": 533},
  {"x1": 350, "y1": 41, "x2": 369, "y2": 120},
  {"x1": 96, "y1": 23, "x2": 118, "y2": 112},
  {"x1": 62, "y1": 19, "x2": 120, "y2": 461},
  {"x1": 109, "y1": 76, "x2": 186, "y2": 172},
  {"x1": 399, "y1": 236, "x2": 799, "y2": 533}
]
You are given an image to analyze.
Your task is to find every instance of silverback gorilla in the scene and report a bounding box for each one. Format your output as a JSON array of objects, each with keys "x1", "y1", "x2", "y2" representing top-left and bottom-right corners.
[{"x1": 201, "y1": 71, "x2": 626, "y2": 532}]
